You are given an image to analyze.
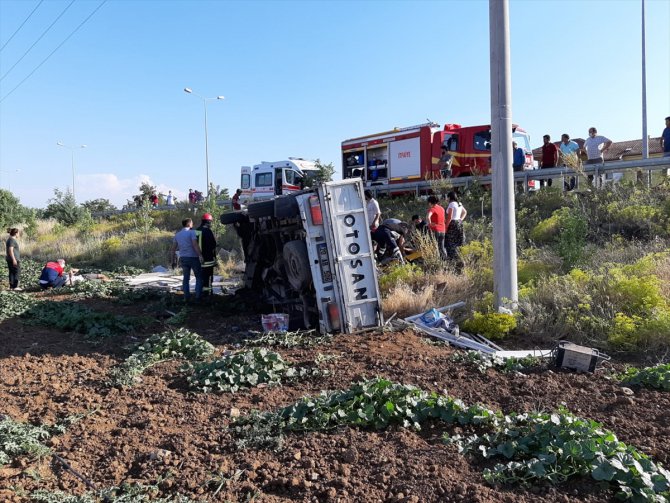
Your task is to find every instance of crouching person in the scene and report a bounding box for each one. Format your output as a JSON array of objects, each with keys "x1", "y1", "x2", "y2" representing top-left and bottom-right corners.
[{"x1": 39, "y1": 259, "x2": 67, "y2": 289}]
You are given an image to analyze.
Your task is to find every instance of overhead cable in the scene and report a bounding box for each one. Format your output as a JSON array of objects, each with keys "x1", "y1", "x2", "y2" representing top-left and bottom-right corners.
[
  {"x1": 0, "y1": 0, "x2": 45, "y2": 53},
  {"x1": 1, "y1": 0, "x2": 76, "y2": 82},
  {"x1": 0, "y1": 0, "x2": 107, "y2": 104}
]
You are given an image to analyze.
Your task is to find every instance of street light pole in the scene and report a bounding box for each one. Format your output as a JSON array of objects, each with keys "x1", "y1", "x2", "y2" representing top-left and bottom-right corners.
[
  {"x1": 184, "y1": 88, "x2": 224, "y2": 197},
  {"x1": 57, "y1": 142, "x2": 87, "y2": 202}
]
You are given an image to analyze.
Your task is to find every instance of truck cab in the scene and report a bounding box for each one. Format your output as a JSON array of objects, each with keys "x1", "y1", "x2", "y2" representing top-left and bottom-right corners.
[
  {"x1": 221, "y1": 179, "x2": 383, "y2": 334},
  {"x1": 431, "y1": 124, "x2": 534, "y2": 178},
  {"x1": 240, "y1": 158, "x2": 319, "y2": 204}
]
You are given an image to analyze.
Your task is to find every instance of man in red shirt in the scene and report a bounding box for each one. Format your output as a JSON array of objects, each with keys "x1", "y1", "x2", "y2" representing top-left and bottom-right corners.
[
  {"x1": 39, "y1": 259, "x2": 67, "y2": 289},
  {"x1": 540, "y1": 134, "x2": 559, "y2": 187},
  {"x1": 232, "y1": 189, "x2": 242, "y2": 210},
  {"x1": 426, "y1": 196, "x2": 447, "y2": 260}
]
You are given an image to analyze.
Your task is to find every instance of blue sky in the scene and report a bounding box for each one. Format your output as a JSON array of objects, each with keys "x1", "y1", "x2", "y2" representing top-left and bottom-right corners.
[{"x1": 1, "y1": 0, "x2": 668, "y2": 209}]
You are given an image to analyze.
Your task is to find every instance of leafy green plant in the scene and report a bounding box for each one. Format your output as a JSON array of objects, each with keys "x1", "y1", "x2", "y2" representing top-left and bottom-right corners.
[
  {"x1": 0, "y1": 415, "x2": 78, "y2": 467},
  {"x1": 619, "y1": 363, "x2": 670, "y2": 391},
  {"x1": 450, "y1": 351, "x2": 544, "y2": 374},
  {"x1": 233, "y1": 377, "x2": 500, "y2": 449},
  {"x1": 243, "y1": 329, "x2": 332, "y2": 348},
  {"x1": 22, "y1": 301, "x2": 146, "y2": 340},
  {"x1": 0, "y1": 291, "x2": 37, "y2": 320},
  {"x1": 462, "y1": 312, "x2": 517, "y2": 340},
  {"x1": 109, "y1": 328, "x2": 215, "y2": 387},
  {"x1": 444, "y1": 407, "x2": 670, "y2": 502},
  {"x1": 68, "y1": 279, "x2": 125, "y2": 299},
  {"x1": 31, "y1": 483, "x2": 198, "y2": 502},
  {"x1": 187, "y1": 348, "x2": 300, "y2": 393}
]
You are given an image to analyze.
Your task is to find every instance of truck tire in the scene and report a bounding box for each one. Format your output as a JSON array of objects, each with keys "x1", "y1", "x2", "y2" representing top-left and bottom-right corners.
[
  {"x1": 247, "y1": 200, "x2": 275, "y2": 219},
  {"x1": 283, "y1": 240, "x2": 311, "y2": 291},
  {"x1": 220, "y1": 212, "x2": 247, "y2": 225}
]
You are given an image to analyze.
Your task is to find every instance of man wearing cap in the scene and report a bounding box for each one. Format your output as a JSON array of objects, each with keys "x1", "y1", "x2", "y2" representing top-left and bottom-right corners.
[
  {"x1": 195, "y1": 213, "x2": 217, "y2": 298},
  {"x1": 39, "y1": 259, "x2": 68, "y2": 289},
  {"x1": 170, "y1": 218, "x2": 204, "y2": 301}
]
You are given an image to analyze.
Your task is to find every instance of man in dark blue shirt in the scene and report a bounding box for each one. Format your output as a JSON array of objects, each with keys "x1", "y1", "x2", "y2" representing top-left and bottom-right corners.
[
  {"x1": 512, "y1": 141, "x2": 525, "y2": 171},
  {"x1": 662, "y1": 116, "x2": 670, "y2": 157}
]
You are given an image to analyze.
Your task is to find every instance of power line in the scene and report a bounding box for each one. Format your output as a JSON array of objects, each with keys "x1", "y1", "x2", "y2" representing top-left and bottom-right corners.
[
  {"x1": 0, "y1": 1, "x2": 107, "y2": 104},
  {"x1": 1, "y1": 0, "x2": 76, "y2": 82},
  {"x1": 0, "y1": 0, "x2": 45, "y2": 53}
]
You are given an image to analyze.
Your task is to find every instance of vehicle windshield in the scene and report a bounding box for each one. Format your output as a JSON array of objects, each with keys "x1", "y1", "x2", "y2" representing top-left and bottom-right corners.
[{"x1": 513, "y1": 131, "x2": 531, "y2": 152}]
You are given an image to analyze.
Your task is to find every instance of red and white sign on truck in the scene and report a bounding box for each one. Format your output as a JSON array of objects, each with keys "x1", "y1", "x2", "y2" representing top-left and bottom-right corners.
[
  {"x1": 240, "y1": 158, "x2": 320, "y2": 203},
  {"x1": 342, "y1": 121, "x2": 534, "y2": 186}
]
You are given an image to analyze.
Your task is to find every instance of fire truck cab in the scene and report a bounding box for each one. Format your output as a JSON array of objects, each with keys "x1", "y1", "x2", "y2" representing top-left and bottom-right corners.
[
  {"x1": 432, "y1": 123, "x2": 534, "y2": 178},
  {"x1": 341, "y1": 122, "x2": 534, "y2": 186},
  {"x1": 240, "y1": 158, "x2": 319, "y2": 203}
]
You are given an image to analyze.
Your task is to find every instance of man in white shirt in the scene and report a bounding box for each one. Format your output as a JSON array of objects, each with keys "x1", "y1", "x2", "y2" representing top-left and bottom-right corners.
[
  {"x1": 364, "y1": 190, "x2": 381, "y2": 230},
  {"x1": 581, "y1": 127, "x2": 612, "y2": 186}
]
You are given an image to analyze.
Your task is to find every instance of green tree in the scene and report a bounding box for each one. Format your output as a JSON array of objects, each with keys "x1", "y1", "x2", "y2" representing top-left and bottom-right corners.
[
  {"x1": 0, "y1": 189, "x2": 33, "y2": 230},
  {"x1": 313, "y1": 159, "x2": 335, "y2": 183},
  {"x1": 82, "y1": 198, "x2": 117, "y2": 213},
  {"x1": 43, "y1": 188, "x2": 88, "y2": 226}
]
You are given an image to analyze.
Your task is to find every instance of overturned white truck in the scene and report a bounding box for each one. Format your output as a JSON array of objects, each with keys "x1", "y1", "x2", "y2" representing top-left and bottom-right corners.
[{"x1": 221, "y1": 179, "x2": 383, "y2": 334}]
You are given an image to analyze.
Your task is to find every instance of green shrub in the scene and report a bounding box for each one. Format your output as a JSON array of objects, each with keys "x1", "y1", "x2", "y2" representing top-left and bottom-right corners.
[
  {"x1": 378, "y1": 262, "x2": 424, "y2": 292},
  {"x1": 462, "y1": 312, "x2": 517, "y2": 340},
  {"x1": 620, "y1": 363, "x2": 670, "y2": 391},
  {"x1": 517, "y1": 260, "x2": 555, "y2": 285}
]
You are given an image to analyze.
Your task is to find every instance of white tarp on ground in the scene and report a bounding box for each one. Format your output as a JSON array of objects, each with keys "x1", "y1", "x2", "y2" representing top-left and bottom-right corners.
[{"x1": 121, "y1": 271, "x2": 240, "y2": 295}]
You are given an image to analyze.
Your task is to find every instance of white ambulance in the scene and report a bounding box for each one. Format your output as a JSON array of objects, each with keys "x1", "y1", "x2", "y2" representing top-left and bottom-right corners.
[{"x1": 240, "y1": 158, "x2": 320, "y2": 203}]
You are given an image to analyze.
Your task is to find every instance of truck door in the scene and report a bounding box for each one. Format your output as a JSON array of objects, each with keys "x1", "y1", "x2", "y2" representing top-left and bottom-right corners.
[{"x1": 471, "y1": 129, "x2": 492, "y2": 175}]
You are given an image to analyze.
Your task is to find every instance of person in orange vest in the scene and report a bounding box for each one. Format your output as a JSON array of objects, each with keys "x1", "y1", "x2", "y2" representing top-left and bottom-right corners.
[{"x1": 39, "y1": 259, "x2": 67, "y2": 289}]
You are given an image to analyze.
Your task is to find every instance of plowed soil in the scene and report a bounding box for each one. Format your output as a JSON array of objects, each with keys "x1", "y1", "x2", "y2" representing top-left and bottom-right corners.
[{"x1": 1, "y1": 293, "x2": 668, "y2": 502}]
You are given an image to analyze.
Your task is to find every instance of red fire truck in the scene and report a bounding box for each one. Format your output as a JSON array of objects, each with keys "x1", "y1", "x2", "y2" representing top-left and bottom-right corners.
[{"x1": 341, "y1": 121, "x2": 534, "y2": 186}]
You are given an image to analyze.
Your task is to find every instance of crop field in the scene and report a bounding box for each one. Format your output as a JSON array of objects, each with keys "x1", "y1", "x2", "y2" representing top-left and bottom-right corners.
[{"x1": 1, "y1": 284, "x2": 669, "y2": 503}]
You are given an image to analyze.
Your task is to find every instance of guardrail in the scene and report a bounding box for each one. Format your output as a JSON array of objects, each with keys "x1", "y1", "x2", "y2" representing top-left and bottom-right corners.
[{"x1": 366, "y1": 157, "x2": 670, "y2": 197}]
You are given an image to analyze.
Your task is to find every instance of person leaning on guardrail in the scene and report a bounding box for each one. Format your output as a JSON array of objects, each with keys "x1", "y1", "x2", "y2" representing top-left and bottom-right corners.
[{"x1": 581, "y1": 127, "x2": 612, "y2": 185}]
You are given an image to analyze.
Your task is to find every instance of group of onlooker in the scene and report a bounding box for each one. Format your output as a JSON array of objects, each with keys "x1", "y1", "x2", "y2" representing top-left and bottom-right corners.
[
  {"x1": 170, "y1": 213, "x2": 217, "y2": 302},
  {"x1": 364, "y1": 190, "x2": 467, "y2": 271}
]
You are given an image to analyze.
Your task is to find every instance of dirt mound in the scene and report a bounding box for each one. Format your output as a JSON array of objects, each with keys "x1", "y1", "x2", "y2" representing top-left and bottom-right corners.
[{"x1": 1, "y1": 296, "x2": 668, "y2": 502}]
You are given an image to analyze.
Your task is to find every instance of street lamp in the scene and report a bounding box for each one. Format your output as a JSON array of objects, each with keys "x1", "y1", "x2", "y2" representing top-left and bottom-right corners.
[
  {"x1": 57, "y1": 142, "x2": 86, "y2": 201},
  {"x1": 184, "y1": 87, "x2": 224, "y2": 196}
]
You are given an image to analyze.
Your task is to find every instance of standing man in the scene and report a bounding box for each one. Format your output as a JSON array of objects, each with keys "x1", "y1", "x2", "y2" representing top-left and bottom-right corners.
[
  {"x1": 540, "y1": 134, "x2": 559, "y2": 187},
  {"x1": 661, "y1": 116, "x2": 670, "y2": 157},
  {"x1": 512, "y1": 141, "x2": 525, "y2": 192},
  {"x1": 581, "y1": 127, "x2": 612, "y2": 186},
  {"x1": 559, "y1": 133, "x2": 580, "y2": 190},
  {"x1": 232, "y1": 189, "x2": 242, "y2": 210},
  {"x1": 170, "y1": 218, "x2": 203, "y2": 302},
  {"x1": 426, "y1": 195, "x2": 447, "y2": 260},
  {"x1": 364, "y1": 190, "x2": 381, "y2": 230},
  {"x1": 166, "y1": 190, "x2": 174, "y2": 206},
  {"x1": 195, "y1": 213, "x2": 217, "y2": 298}
]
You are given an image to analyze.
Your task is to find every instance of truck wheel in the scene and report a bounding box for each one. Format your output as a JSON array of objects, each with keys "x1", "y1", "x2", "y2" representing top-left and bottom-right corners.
[
  {"x1": 220, "y1": 212, "x2": 247, "y2": 225},
  {"x1": 247, "y1": 200, "x2": 275, "y2": 219},
  {"x1": 283, "y1": 240, "x2": 311, "y2": 291}
]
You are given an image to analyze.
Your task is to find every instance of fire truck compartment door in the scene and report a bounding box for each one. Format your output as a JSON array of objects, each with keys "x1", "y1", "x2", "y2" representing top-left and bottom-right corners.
[
  {"x1": 319, "y1": 180, "x2": 383, "y2": 332},
  {"x1": 389, "y1": 137, "x2": 421, "y2": 178}
]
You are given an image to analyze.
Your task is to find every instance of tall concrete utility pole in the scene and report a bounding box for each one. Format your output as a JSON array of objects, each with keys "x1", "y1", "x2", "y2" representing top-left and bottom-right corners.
[
  {"x1": 489, "y1": 0, "x2": 518, "y2": 309},
  {"x1": 641, "y1": 0, "x2": 648, "y2": 159}
]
